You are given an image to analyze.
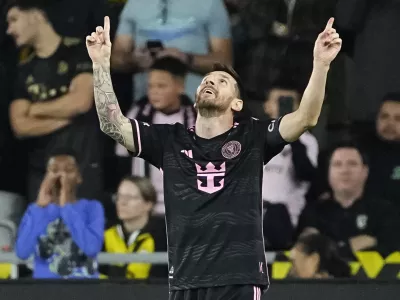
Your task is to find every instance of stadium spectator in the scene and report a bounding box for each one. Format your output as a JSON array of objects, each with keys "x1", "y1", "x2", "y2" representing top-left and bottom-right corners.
[
  {"x1": 0, "y1": 0, "x2": 25, "y2": 208},
  {"x1": 7, "y1": 0, "x2": 104, "y2": 202},
  {"x1": 263, "y1": 87, "x2": 318, "y2": 226},
  {"x1": 115, "y1": 57, "x2": 196, "y2": 215},
  {"x1": 297, "y1": 142, "x2": 400, "y2": 257},
  {"x1": 102, "y1": 176, "x2": 167, "y2": 279},
  {"x1": 336, "y1": 0, "x2": 400, "y2": 132},
  {"x1": 290, "y1": 233, "x2": 350, "y2": 278},
  {"x1": 111, "y1": 0, "x2": 232, "y2": 99},
  {"x1": 0, "y1": 1, "x2": 24, "y2": 279},
  {"x1": 15, "y1": 148, "x2": 104, "y2": 279},
  {"x1": 233, "y1": 0, "x2": 336, "y2": 101},
  {"x1": 363, "y1": 94, "x2": 400, "y2": 209},
  {"x1": 262, "y1": 201, "x2": 294, "y2": 251}
]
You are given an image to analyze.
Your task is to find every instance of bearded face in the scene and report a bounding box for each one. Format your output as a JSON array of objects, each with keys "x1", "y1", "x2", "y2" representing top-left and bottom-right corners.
[{"x1": 195, "y1": 71, "x2": 241, "y2": 117}]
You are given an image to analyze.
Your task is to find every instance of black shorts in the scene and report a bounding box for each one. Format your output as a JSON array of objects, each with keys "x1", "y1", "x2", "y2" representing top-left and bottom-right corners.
[{"x1": 169, "y1": 285, "x2": 262, "y2": 300}]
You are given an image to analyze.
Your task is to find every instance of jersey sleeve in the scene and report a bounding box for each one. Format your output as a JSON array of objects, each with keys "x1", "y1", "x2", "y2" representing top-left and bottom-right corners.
[
  {"x1": 252, "y1": 117, "x2": 288, "y2": 164},
  {"x1": 129, "y1": 119, "x2": 172, "y2": 169}
]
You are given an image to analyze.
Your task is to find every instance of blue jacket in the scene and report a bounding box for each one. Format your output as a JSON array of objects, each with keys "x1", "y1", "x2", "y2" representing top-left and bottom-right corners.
[{"x1": 15, "y1": 199, "x2": 104, "y2": 278}]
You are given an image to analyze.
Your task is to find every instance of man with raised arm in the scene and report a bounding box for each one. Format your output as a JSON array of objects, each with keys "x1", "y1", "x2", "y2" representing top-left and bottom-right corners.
[{"x1": 86, "y1": 16, "x2": 341, "y2": 300}]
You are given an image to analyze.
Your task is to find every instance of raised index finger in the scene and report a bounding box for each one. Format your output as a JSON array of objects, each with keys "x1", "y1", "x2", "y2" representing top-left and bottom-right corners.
[
  {"x1": 104, "y1": 16, "x2": 111, "y2": 42},
  {"x1": 325, "y1": 17, "x2": 334, "y2": 31}
]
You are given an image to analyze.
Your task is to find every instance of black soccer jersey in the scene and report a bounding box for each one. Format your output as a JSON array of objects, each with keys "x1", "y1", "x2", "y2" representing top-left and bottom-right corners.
[
  {"x1": 129, "y1": 117, "x2": 287, "y2": 290},
  {"x1": 13, "y1": 37, "x2": 101, "y2": 172}
]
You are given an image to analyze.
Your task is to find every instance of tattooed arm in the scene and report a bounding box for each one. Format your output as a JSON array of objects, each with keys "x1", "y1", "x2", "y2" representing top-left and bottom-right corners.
[
  {"x1": 87, "y1": 17, "x2": 135, "y2": 151},
  {"x1": 92, "y1": 64, "x2": 135, "y2": 152}
]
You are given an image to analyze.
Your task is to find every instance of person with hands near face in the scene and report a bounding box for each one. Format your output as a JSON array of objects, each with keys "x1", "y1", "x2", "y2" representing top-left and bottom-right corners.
[
  {"x1": 35, "y1": 173, "x2": 59, "y2": 208},
  {"x1": 58, "y1": 169, "x2": 81, "y2": 207},
  {"x1": 7, "y1": 0, "x2": 103, "y2": 204},
  {"x1": 15, "y1": 148, "x2": 104, "y2": 279}
]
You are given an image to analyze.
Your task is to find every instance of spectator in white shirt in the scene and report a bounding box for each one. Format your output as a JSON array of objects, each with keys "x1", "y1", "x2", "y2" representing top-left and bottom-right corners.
[
  {"x1": 115, "y1": 57, "x2": 196, "y2": 215},
  {"x1": 262, "y1": 88, "x2": 319, "y2": 226}
]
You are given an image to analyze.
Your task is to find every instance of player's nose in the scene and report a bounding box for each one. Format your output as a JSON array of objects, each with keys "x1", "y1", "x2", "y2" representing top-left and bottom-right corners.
[{"x1": 205, "y1": 78, "x2": 215, "y2": 86}]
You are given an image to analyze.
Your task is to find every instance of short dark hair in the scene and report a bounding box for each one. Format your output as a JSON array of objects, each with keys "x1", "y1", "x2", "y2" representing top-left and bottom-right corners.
[
  {"x1": 150, "y1": 56, "x2": 187, "y2": 79},
  {"x1": 120, "y1": 175, "x2": 157, "y2": 206},
  {"x1": 382, "y1": 92, "x2": 400, "y2": 104},
  {"x1": 211, "y1": 63, "x2": 253, "y2": 121},
  {"x1": 328, "y1": 140, "x2": 368, "y2": 166},
  {"x1": 47, "y1": 147, "x2": 79, "y2": 164},
  {"x1": 297, "y1": 233, "x2": 350, "y2": 278},
  {"x1": 7, "y1": 0, "x2": 58, "y2": 18},
  {"x1": 212, "y1": 63, "x2": 246, "y2": 101}
]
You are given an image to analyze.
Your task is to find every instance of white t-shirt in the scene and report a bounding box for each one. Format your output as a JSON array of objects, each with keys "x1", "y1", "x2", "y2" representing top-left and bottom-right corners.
[
  {"x1": 116, "y1": 106, "x2": 188, "y2": 215},
  {"x1": 262, "y1": 132, "x2": 318, "y2": 226}
]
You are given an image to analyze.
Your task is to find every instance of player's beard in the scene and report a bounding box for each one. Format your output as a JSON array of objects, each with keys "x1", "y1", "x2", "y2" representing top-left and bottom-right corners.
[{"x1": 195, "y1": 95, "x2": 230, "y2": 118}]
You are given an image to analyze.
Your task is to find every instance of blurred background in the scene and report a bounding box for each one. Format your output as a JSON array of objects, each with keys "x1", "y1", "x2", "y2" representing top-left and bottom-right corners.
[{"x1": 0, "y1": 0, "x2": 400, "y2": 299}]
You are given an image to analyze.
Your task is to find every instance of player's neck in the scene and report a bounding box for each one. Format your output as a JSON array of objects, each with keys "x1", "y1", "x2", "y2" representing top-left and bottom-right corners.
[
  {"x1": 333, "y1": 188, "x2": 363, "y2": 208},
  {"x1": 123, "y1": 215, "x2": 149, "y2": 233},
  {"x1": 33, "y1": 25, "x2": 62, "y2": 58},
  {"x1": 195, "y1": 114, "x2": 234, "y2": 139}
]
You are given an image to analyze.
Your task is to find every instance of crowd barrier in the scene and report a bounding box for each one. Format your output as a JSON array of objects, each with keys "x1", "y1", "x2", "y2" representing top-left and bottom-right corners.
[
  {"x1": 1, "y1": 251, "x2": 400, "y2": 279},
  {"x1": 0, "y1": 280, "x2": 398, "y2": 300}
]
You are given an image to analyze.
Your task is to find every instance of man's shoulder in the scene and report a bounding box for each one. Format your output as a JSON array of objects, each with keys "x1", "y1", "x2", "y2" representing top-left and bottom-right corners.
[
  {"x1": 154, "y1": 121, "x2": 187, "y2": 131},
  {"x1": 61, "y1": 37, "x2": 85, "y2": 49},
  {"x1": 59, "y1": 37, "x2": 89, "y2": 60},
  {"x1": 18, "y1": 50, "x2": 36, "y2": 69},
  {"x1": 362, "y1": 194, "x2": 393, "y2": 210},
  {"x1": 237, "y1": 116, "x2": 271, "y2": 132},
  {"x1": 310, "y1": 193, "x2": 337, "y2": 210},
  {"x1": 237, "y1": 116, "x2": 257, "y2": 127},
  {"x1": 104, "y1": 225, "x2": 118, "y2": 236},
  {"x1": 138, "y1": 121, "x2": 188, "y2": 141},
  {"x1": 167, "y1": 122, "x2": 190, "y2": 138}
]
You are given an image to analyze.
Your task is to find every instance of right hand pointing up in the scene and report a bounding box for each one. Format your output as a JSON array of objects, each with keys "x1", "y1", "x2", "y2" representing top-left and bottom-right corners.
[{"x1": 86, "y1": 16, "x2": 111, "y2": 66}]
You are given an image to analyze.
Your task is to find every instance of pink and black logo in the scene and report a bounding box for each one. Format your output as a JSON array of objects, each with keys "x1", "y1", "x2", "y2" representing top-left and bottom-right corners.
[
  {"x1": 221, "y1": 140, "x2": 241, "y2": 159},
  {"x1": 195, "y1": 162, "x2": 226, "y2": 194}
]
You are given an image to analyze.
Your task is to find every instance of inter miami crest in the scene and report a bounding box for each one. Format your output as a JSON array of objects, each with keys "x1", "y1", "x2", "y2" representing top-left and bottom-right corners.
[{"x1": 221, "y1": 140, "x2": 241, "y2": 159}]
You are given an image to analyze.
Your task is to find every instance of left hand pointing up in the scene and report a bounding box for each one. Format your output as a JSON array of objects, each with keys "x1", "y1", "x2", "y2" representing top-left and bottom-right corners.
[{"x1": 313, "y1": 18, "x2": 342, "y2": 67}]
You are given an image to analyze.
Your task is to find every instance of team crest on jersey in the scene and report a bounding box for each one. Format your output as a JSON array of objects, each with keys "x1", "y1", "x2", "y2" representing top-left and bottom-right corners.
[{"x1": 221, "y1": 141, "x2": 241, "y2": 159}]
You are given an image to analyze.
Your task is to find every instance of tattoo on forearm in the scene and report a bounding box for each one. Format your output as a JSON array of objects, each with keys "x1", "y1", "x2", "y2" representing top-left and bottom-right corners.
[{"x1": 93, "y1": 65, "x2": 131, "y2": 147}]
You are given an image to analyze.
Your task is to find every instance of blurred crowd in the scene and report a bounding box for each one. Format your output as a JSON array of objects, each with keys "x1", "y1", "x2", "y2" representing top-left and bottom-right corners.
[{"x1": 0, "y1": 0, "x2": 399, "y2": 281}]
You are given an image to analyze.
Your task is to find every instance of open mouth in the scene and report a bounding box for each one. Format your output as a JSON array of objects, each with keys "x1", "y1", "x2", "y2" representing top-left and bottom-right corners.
[{"x1": 202, "y1": 87, "x2": 216, "y2": 95}]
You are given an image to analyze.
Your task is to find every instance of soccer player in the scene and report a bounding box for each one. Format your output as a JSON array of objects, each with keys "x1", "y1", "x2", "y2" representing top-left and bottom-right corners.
[{"x1": 86, "y1": 16, "x2": 341, "y2": 300}]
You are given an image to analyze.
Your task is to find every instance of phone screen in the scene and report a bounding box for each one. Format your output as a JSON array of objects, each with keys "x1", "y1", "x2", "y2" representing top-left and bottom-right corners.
[{"x1": 146, "y1": 40, "x2": 164, "y2": 57}]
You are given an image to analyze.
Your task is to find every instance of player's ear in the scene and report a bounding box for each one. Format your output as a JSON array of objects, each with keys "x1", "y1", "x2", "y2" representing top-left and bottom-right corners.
[
  {"x1": 32, "y1": 9, "x2": 47, "y2": 23},
  {"x1": 362, "y1": 165, "x2": 369, "y2": 181},
  {"x1": 145, "y1": 201, "x2": 154, "y2": 213},
  {"x1": 76, "y1": 169, "x2": 83, "y2": 185},
  {"x1": 231, "y1": 98, "x2": 243, "y2": 112},
  {"x1": 176, "y1": 77, "x2": 185, "y2": 94}
]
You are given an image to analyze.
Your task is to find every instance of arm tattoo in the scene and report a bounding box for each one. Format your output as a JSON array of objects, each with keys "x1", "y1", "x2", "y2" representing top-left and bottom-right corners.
[{"x1": 93, "y1": 65, "x2": 133, "y2": 149}]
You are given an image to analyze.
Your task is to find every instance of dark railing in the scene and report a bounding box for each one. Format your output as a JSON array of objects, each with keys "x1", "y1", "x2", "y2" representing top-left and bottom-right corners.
[{"x1": 0, "y1": 279, "x2": 398, "y2": 300}]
